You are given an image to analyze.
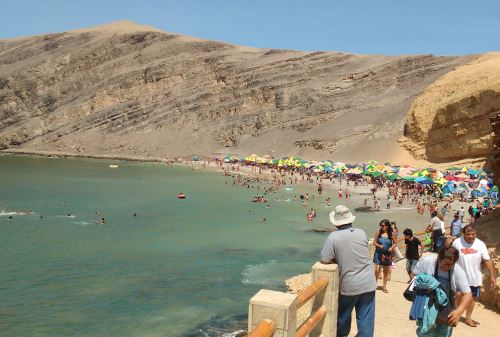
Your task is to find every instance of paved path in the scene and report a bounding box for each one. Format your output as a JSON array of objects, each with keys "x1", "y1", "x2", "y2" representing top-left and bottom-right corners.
[{"x1": 354, "y1": 257, "x2": 499, "y2": 337}]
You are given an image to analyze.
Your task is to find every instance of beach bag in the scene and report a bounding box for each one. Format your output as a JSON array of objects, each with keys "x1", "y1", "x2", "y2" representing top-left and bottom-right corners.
[
  {"x1": 424, "y1": 234, "x2": 432, "y2": 246},
  {"x1": 380, "y1": 252, "x2": 392, "y2": 266},
  {"x1": 403, "y1": 277, "x2": 417, "y2": 302}
]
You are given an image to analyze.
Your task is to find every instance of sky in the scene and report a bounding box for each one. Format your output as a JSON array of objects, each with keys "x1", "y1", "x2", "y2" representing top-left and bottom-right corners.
[{"x1": 1, "y1": 0, "x2": 500, "y2": 55}]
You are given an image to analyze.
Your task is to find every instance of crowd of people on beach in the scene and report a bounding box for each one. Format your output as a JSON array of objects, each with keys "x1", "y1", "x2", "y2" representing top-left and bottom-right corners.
[
  {"x1": 197, "y1": 155, "x2": 498, "y2": 337},
  {"x1": 321, "y1": 204, "x2": 496, "y2": 337}
]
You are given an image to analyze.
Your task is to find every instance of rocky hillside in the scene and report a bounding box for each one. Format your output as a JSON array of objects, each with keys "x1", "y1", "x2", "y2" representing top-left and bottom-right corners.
[
  {"x1": 401, "y1": 53, "x2": 500, "y2": 164},
  {"x1": 0, "y1": 21, "x2": 473, "y2": 162}
]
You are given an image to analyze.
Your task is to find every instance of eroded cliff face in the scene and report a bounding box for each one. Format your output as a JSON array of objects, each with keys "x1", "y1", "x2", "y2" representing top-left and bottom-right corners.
[
  {"x1": 401, "y1": 53, "x2": 500, "y2": 163},
  {"x1": 0, "y1": 21, "x2": 471, "y2": 162},
  {"x1": 476, "y1": 209, "x2": 500, "y2": 311}
]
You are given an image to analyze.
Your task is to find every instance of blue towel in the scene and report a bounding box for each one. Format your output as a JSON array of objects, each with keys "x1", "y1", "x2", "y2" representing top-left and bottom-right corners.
[{"x1": 409, "y1": 273, "x2": 449, "y2": 334}]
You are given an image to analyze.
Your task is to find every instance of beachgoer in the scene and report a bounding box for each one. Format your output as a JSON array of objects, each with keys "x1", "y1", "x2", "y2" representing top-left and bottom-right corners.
[
  {"x1": 427, "y1": 211, "x2": 443, "y2": 253},
  {"x1": 320, "y1": 205, "x2": 376, "y2": 337},
  {"x1": 403, "y1": 228, "x2": 423, "y2": 281},
  {"x1": 412, "y1": 246, "x2": 472, "y2": 336},
  {"x1": 449, "y1": 213, "x2": 463, "y2": 238},
  {"x1": 452, "y1": 225, "x2": 496, "y2": 327},
  {"x1": 373, "y1": 219, "x2": 397, "y2": 293}
]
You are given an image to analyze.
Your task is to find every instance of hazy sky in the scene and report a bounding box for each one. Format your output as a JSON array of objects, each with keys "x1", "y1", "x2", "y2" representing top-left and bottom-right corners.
[{"x1": 2, "y1": 0, "x2": 499, "y2": 55}]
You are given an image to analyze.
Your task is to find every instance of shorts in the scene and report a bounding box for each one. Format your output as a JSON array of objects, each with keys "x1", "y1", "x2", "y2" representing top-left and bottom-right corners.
[
  {"x1": 406, "y1": 259, "x2": 418, "y2": 274},
  {"x1": 470, "y1": 286, "x2": 481, "y2": 298}
]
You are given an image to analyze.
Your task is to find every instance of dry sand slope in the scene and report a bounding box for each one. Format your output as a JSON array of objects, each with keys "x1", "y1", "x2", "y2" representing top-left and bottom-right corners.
[{"x1": 0, "y1": 21, "x2": 473, "y2": 162}]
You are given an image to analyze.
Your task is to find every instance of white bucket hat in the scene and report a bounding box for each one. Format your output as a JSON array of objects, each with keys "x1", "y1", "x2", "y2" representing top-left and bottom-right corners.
[{"x1": 329, "y1": 205, "x2": 356, "y2": 226}]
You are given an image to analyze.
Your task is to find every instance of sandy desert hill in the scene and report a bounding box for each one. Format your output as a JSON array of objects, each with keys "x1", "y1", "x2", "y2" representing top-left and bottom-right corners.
[{"x1": 0, "y1": 20, "x2": 478, "y2": 164}]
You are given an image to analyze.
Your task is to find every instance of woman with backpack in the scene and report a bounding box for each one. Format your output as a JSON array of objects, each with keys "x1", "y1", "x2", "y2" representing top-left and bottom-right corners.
[{"x1": 373, "y1": 219, "x2": 397, "y2": 293}]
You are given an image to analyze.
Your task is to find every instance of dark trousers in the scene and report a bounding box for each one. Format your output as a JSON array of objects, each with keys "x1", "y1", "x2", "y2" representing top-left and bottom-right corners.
[
  {"x1": 337, "y1": 291, "x2": 375, "y2": 337},
  {"x1": 432, "y1": 229, "x2": 443, "y2": 252}
]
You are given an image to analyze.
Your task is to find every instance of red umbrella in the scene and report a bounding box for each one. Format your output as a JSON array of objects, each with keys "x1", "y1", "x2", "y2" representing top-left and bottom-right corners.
[{"x1": 444, "y1": 175, "x2": 462, "y2": 181}]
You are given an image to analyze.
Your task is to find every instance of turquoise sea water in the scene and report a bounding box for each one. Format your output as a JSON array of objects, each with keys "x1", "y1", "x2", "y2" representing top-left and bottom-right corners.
[{"x1": 0, "y1": 155, "x2": 426, "y2": 337}]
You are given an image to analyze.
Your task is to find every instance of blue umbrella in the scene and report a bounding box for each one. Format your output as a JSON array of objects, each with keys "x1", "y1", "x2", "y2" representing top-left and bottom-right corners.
[{"x1": 418, "y1": 179, "x2": 435, "y2": 185}]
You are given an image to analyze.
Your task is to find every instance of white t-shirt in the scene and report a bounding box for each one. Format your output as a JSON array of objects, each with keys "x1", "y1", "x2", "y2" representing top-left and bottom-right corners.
[
  {"x1": 412, "y1": 255, "x2": 470, "y2": 293},
  {"x1": 430, "y1": 216, "x2": 441, "y2": 231},
  {"x1": 452, "y1": 237, "x2": 491, "y2": 287}
]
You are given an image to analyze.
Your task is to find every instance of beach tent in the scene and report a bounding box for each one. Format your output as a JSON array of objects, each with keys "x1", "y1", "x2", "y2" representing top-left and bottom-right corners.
[
  {"x1": 479, "y1": 178, "x2": 489, "y2": 187},
  {"x1": 471, "y1": 188, "x2": 487, "y2": 198},
  {"x1": 467, "y1": 169, "x2": 481, "y2": 176}
]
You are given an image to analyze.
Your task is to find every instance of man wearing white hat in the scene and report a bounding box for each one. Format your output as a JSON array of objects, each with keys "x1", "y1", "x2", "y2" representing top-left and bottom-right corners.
[{"x1": 321, "y1": 205, "x2": 377, "y2": 337}]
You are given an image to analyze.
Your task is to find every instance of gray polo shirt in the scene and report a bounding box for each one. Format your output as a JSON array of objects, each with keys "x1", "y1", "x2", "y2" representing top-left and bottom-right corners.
[{"x1": 320, "y1": 226, "x2": 377, "y2": 296}]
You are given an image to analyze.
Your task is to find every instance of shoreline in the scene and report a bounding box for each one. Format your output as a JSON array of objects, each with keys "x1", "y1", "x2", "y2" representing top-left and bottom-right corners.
[
  {"x1": 0, "y1": 149, "x2": 171, "y2": 163},
  {"x1": 0, "y1": 148, "x2": 488, "y2": 170}
]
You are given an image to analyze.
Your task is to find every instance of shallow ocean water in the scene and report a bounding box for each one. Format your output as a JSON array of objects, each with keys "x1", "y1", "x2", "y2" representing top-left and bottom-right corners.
[{"x1": 0, "y1": 155, "x2": 428, "y2": 337}]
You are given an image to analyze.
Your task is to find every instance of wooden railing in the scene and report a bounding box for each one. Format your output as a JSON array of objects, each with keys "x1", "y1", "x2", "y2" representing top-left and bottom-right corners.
[
  {"x1": 297, "y1": 277, "x2": 328, "y2": 307},
  {"x1": 248, "y1": 262, "x2": 339, "y2": 337},
  {"x1": 396, "y1": 226, "x2": 451, "y2": 252},
  {"x1": 247, "y1": 319, "x2": 276, "y2": 337},
  {"x1": 296, "y1": 305, "x2": 327, "y2": 337}
]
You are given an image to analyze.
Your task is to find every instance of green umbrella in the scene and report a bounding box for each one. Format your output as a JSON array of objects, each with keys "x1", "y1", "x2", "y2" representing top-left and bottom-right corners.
[
  {"x1": 492, "y1": 186, "x2": 499, "y2": 192},
  {"x1": 372, "y1": 171, "x2": 382, "y2": 177},
  {"x1": 387, "y1": 174, "x2": 400, "y2": 181},
  {"x1": 402, "y1": 176, "x2": 416, "y2": 181}
]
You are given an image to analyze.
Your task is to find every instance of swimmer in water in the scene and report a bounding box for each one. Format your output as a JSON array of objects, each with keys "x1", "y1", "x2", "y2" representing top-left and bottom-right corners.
[{"x1": 259, "y1": 217, "x2": 267, "y2": 222}]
